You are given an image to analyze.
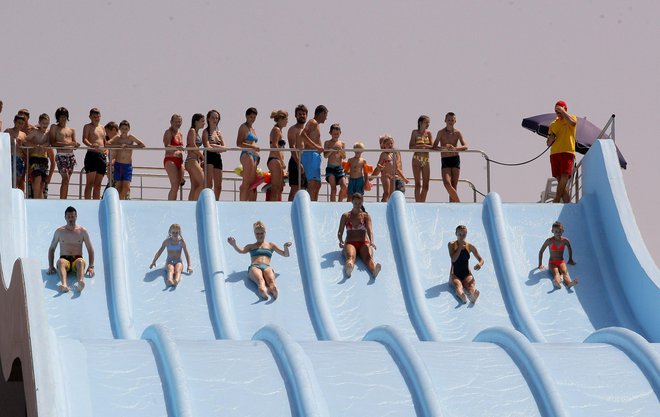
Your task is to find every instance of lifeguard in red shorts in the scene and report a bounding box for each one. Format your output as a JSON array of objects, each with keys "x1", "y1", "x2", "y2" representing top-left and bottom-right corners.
[{"x1": 547, "y1": 100, "x2": 577, "y2": 203}]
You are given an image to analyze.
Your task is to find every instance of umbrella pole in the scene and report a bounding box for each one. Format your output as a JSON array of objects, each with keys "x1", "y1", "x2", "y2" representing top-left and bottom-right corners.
[{"x1": 598, "y1": 115, "x2": 616, "y2": 142}]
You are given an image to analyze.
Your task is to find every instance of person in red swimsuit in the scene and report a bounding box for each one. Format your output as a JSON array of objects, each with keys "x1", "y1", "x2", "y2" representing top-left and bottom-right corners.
[
  {"x1": 538, "y1": 221, "x2": 578, "y2": 289},
  {"x1": 337, "y1": 193, "x2": 382, "y2": 278},
  {"x1": 163, "y1": 114, "x2": 185, "y2": 200}
]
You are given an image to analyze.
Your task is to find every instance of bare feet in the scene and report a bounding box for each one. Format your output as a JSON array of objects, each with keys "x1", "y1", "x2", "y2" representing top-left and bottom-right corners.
[
  {"x1": 372, "y1": 263, "x2": 382, "y2": 279},
  {"x1": 57, "y1": 283, "x2": 70, "y2": 293},
  {"x1": 259, "y1": 288, "x2": 269, "y2": 300},
  {"x1": 75, "y1": 280, "x2": 85, "y2": 292},
  {"x1": 457, "y1": 291, "x2": 468, "y2": 304},
  {"x1": 345, "y1": 262, "x2": 354, "y2": 277},
  {"x1": 166, "y1": 278, "x2": 175, "y2": 287},
  {"x1": 566, "y1": 277, "x2": 579, "y2": 288},
  {"x1": 269, "y1": 286, "x2": 279, "y2": 300},
  {"x1": 469, "y1": 289, "x2": 480, "y2": 304},
  {"x1": 552, "y1": 280, "x2": 561, "y2": 289}
]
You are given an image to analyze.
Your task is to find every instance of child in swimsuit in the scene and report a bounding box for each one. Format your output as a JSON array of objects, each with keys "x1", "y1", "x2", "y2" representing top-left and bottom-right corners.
[
  {"x1": 538, "y1": 221, "x2": 578, "y2": 289},
  {"x1": 448, "y1": 225, "x2": 484, "y2": 304},
  {"x1": 372, "y1": 134, "x2": 409, "y2": 202},
  {"x1": 323, "y1": 123, "x2": 348, "y2": 201},
  {"x1": 227, "y1": 220, "x2": 292, "y2": 300},
  {"x1": 149, "y1": 224, "x2": 192, "y2": 288},
  {"x1": 346, "y1": 142, "x2": 370, "y2": 196}
]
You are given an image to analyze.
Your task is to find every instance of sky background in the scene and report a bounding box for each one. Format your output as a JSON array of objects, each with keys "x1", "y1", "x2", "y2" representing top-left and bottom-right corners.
[{"x1": 2, "y1": 0, "x2": 658, "y2": 263}]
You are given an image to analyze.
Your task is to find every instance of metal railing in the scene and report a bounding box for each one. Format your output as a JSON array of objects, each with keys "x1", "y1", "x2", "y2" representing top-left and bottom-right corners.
[{"x1": 12, "y1": 144, "x2": 493, "y2": 202}]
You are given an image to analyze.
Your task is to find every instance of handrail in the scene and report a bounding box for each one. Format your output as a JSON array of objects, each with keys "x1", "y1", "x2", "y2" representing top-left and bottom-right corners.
[
  {"x1": 16, "y1": 144, "x2": 491, "y2": 202},
  {"x1": 15, "y1": 144, "x2": 492, "y2": 202}
]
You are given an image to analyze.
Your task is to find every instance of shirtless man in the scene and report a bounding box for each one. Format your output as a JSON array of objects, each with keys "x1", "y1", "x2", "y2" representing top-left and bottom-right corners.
[
  {"x1": 48, "y1": 107, "x2": 80, "y2": 199},
  {"x1": 47, "y1": 206, "x2": 95, "y2": 293},
  {"x1": 433, "y1": 112, "x2": 467, "y2": 203},
  {"x1": 17, "y1": 109, "x2": 34, "y2": 134},
  {"x1": 323, "y1": 123, "x2": 348, "y2": 201},
  {"x1": 25, "y1": 114, "x2": 53, "y2": 199},
  {"x1": 106, "y1": 120, "x2": 145, "y2": 199},
  {"x1": 299, "y1": 105, "x2": 328, "y2": 201},
  {"x1": 287, "y1": 104, "x2": 308, "y2": 201},
  {"x1": 5, "y1": 114, "x2": 28, "y2": 191},
  {"x1": 82, "y1": 108, "x2": 108, "y2": 199}
]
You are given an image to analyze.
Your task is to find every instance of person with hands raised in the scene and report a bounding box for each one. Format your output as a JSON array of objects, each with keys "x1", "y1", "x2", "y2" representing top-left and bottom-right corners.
[{"x1": 227, "y1": 221, "x2": 292, "y2": 300}]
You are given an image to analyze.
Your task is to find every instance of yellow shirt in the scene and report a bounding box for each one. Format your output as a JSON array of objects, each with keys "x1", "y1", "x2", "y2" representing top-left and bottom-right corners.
[{"x1": 548, "y1": 115, "x2": 577, "y2": 155}]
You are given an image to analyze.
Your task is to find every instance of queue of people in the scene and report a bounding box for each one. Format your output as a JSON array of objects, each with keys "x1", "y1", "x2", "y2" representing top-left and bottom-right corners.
[{"x1": 4, "y1": 100, "x2": 577, "y2": 203}]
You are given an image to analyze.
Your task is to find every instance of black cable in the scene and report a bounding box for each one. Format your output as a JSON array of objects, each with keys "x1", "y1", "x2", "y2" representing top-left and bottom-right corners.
[{"x1": 485, "y1": 146, "x2": 551, "y2": 167}]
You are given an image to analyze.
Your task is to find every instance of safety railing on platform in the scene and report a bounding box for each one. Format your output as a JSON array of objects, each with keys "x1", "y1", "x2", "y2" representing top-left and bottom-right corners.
[{"x1": 10, "y1": 145, "x2": 493, "y2": 202}]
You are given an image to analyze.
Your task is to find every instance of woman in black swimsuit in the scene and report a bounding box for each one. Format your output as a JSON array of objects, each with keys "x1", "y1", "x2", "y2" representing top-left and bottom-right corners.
[{"x1": 448, "y1": 225, "x2": 484, "y2": 304}]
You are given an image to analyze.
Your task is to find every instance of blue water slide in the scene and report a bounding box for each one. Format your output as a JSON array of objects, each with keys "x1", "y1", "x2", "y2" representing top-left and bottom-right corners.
[
  {"x1": 218, "y1": 195, "x2": 318, "y2": 340},
  {"x1": 580, "y1": 140, "x2": 659, "y2": 341},
  {"x1": 298, "y1": 194, "x2": 418, "y2": 341}
]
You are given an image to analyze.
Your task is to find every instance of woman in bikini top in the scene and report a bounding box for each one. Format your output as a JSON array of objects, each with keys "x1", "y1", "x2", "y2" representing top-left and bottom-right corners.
[
  {"x1": 227, "y1": 220, "x2": 292, "y2": 300},
  {"x1": 237, "y1": 107, "x2": 260, "y2": 201},
  {"x1": 337, "y1": 193, "x2": 381, "y2": 278},
  {"x1": 409, "y1": 115, "x2": 433, "y2": 202}
]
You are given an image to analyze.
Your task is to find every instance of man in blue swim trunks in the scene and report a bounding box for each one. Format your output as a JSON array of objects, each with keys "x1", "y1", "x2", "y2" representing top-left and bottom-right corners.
[{"x1": 299, "y1": 105, "x2": 327, "y2": 201}]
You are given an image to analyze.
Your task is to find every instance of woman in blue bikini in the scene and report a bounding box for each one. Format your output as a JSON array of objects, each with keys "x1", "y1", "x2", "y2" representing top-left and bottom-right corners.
[
  {"x1": 149, "y1": 224, "x2": 192, "y2": 287},
  {"x1": 237, "y1": 107, "x2": 260, "y2": 201},
  {"x1": 227, "y1": 221, "x2": 292, "y2": 300}
]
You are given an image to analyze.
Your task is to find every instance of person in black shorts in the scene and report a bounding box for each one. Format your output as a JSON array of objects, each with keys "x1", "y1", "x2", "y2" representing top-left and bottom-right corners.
[
  {"x1": 202, "y1": 109, "x2": 227, "y2": 200},
  {"x1": 287, "y1": 104, "x2": 308, "y2": 200},
  {"x1": 433, "y1": 112, "x2": 467, "y2": 202},
  {"x1": 82, "y1": 108, "x2": 108, "y2": 199}
]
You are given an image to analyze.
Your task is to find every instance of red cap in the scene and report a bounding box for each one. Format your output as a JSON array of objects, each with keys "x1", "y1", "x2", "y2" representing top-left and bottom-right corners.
[{"x1": 555, "y1": 100, "x2": 567, "y2": 110}]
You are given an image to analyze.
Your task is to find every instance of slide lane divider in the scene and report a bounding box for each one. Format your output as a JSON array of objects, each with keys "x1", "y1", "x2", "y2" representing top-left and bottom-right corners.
[
  {"x1": 364, "y1": 325, "x2": 444, "y2": 417},
  {"x1": 253, "y1": 325, "x2": 330, "y2": 417},
  {"x1": 482, "y1": 192, "x2": 544, "y2": 342},
  {"x1": 142, "y1": 324, "x2": 194, "y2": 417},
  {"x1": 580, "y1": 140, "x2": 657, "y2": 340},
  {"x1": 291, "y1": 191, "x2": 339, "y2": 341},
  {"x1": 0, "y1": 259, "x2": 69, "y2": 417},
  {"x1": 100, "y1": 188, "x2": 136, "y2": 339},
  {"x1": 386, "y1": 192, "x2": 438, "y2": 341},
  {"x1": 585, "y1": 327, "x2": 660, "y2": 400},
  {"x1": 474, "y1": 327, "x2": 568, "y2": 417},
  {"x1": 197, "y1": 189, "x2": 239, "y2": 339}
]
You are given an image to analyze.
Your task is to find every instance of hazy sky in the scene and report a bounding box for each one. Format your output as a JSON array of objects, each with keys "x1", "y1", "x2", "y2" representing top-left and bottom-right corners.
[{"x1": 2, "y1": 0, "x2": 658, "y2": 262}]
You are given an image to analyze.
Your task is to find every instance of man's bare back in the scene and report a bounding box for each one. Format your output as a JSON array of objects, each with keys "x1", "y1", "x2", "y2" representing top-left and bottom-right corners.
[{"x1": 302, "y1": 119, "x2": 322, "y2": 151}]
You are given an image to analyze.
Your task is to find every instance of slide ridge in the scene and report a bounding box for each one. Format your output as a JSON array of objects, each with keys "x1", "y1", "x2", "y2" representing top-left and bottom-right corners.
[
  {"x1": 474, "y1": 327, "x2": 568, "y2": 417},
  {"x1": 482, "y1": 192, "x2": 545, "y2": 342},
  {"x1": 580, "y1": 140, "x2": 659, "y2": 341},
  {"x1": 291, "y1": 191, "x2": 339, "y2": 340},
  {"x1": 100, "y1": 188, "x2": 136, "y2": 339},
  {"x1": 0, "y1": 258, "x2": 68, "y2": 417},
  {"x1": 197, "y1": 189, "x2": 240, "y2": 339},
  {"x1": 142, "y1": 324, "x2": 194, "y2": 417},
  {"x1": 364, "y1": 325, "x2": 444, "y2": 417},
  {"x1": 253, "y1": 325, "x2": 330, "y2": 417},
  {"x1": 386, "y1": 192, "x2": 438, "y2": 341},
  {"x1": 585, "y1": 327, "x2": 660, "y2": 400}
]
